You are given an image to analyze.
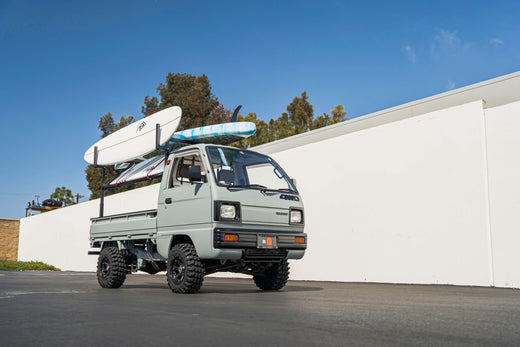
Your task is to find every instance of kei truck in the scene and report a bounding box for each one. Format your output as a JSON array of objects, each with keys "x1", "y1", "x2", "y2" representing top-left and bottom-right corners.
[{"x1": 85, "y1": 106, "x2": 307, "y2": 293}]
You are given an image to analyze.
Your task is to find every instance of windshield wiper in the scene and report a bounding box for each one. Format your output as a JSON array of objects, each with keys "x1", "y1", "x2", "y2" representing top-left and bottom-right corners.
[
  {"x1": 226, "y1": 184, "x2": 297, "y2": 194},
  {"x1": 276, "y1": 188, "x2": 297, "y2": 193},
  {"x1": 226, "y1": 184, "x2": 267, "y2": 191}
]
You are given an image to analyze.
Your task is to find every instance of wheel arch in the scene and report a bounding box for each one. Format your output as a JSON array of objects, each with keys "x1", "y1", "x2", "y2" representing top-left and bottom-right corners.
[
  {"x1": 100, "y1": 241, "x2": 118, "y2": 249},
  {"x1": 169, "y1": 235, "x2": 194, "y2": 249}
]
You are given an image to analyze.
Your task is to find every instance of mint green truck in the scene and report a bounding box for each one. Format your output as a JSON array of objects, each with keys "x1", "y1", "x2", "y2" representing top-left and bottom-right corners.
[{"x1": 89, "y1": 144, "x2": 307, "y2": 293}]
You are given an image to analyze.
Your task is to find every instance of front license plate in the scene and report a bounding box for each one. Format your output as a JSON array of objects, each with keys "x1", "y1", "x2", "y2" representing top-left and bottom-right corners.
[{"x1": 257, "y1": 235, "x2": 278, "y2": 249}]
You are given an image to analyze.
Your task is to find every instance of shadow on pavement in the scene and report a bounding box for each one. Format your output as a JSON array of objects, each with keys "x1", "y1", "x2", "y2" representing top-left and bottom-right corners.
[{"x1": 120, "y1": 282, "x2": 323, "y2": 294}]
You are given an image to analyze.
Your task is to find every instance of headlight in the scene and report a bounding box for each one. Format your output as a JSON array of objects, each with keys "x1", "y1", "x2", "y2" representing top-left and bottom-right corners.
[
  {"x1": 215, "y1": 201, "x2": 241, "y2": 222},
  {"x1": 220, "y1": 204, "x2": 236, "y2": 219},
  {"x1": 290, "y1": 210, "x2": 303, "y2": 224}
]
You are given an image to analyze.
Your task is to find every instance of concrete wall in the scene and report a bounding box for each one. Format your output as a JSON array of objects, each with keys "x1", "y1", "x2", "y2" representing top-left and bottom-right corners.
[
  {"x1": 484, "y1": 101, "x2": 520, "y2": 288},
  {"x1": 261, "y1": 100, "x2": 493, "y2": 286},
  {"x1": 18, "y1": 184, "x2": 159, "y2": 271},
  {"x1": 0, "y1": 218, "x2": 20, "y2": 261},
  {"x1": 17, "y1": 97, "x2": 520, "y2": 288}
]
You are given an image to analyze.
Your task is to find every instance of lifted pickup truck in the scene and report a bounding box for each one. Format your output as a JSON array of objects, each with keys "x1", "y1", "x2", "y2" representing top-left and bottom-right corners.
[{"x1": 89, "y1": 144, "x2": 307, "y2": 293}]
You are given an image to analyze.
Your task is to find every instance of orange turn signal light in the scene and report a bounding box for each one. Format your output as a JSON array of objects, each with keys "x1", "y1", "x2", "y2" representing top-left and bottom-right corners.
[
  {"x1": 224, "y1": 234, "x2": 239, "y2": 242},
  {"x1": 294, "y1": 237, "x2": 305, "y2": 244}
]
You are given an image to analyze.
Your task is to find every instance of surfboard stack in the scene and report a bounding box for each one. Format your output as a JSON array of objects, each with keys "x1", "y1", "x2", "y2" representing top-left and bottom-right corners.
[{"x1": 84, "y1": 105, "x2": 257, "y2": 187}]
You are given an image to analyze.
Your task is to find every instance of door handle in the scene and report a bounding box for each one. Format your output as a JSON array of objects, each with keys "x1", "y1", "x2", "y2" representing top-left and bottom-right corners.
[{"x1": 165, "y1": 198, "x2": 172, "y2": 204}]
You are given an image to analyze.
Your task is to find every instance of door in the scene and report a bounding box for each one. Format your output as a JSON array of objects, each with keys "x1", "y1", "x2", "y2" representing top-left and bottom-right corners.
[{"x1": 157, "y1": 151, "x2": 212, "y2": 235}]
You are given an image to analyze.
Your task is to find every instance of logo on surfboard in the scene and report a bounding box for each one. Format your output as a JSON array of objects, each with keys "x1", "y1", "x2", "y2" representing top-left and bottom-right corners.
[{"x1": 136, "y1": 121, "x2": 147, "y2": 134}]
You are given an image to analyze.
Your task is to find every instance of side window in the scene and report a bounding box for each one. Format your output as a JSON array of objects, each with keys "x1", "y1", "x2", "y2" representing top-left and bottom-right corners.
[{"x1": 168, "y1": 152, "x2": 206, "y2": 188}]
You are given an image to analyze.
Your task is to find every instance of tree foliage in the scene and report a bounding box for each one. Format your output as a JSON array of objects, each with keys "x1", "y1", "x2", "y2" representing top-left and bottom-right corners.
[
  {"x1": 142, "y1": 73, "x2": 224, "y2": 130},
  {"x1": 234, "y1": 93, "x2": 348, "y2": 148},
  {"x1": 311, "y1": 104, "x2": 348, "y2": 130},
  {"x1": 98, "y1": 113, "x2": 135, "y2": 138},
  {"x1": 50, "y1": 186, "x2": 75, "y2": 206},
  {"x1": 287, "y1": 91, "x2": 314, "y2": 134},
  {"x1": 233, "y1": 113, "x2": 269, "y2": 148}
]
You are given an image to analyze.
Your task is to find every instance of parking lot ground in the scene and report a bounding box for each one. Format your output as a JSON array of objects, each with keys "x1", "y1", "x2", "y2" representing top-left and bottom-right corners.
[{"x1": 1, "y1": 271, "x2": 520, "y2": 346}]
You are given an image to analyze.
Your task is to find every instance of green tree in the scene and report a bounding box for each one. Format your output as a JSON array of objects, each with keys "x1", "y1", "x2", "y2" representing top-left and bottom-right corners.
[
  {"x1": 310, "y1": 113, "x2": 330, "y2": 130},
  {"x1": 269, "y1": 112, "x2": 293, "y2": 141},
  {"x1": 260, "y1": 91, "x2": 316, "y2": 143},
  {"x1": 233, "y1": 113, "x2": 269, "y2": 148},
  {"x1": 97, "y1": 113, "x2": 135, "y2": 138},
  {"x1": 98, "y1": 113, "x2": 116, "y2": 138},
  {"x1": 142, "y1": 73, "x2": 221, "y2": 130},
  {"x1": 286, "y1": 91, "x2": 314, "y2": 134},
  {"x1": 330, "y1": 104, "x2": 348, "y2": 124},
  {"x1": 206, "y1": 104, "x2": 233, "y2": 125},
  {"x1": 50, "y1": 186, "x2": 75, "y2": 206},
  {"x1": 310, "y1": 104, "x2": 348, "y2": 130}
]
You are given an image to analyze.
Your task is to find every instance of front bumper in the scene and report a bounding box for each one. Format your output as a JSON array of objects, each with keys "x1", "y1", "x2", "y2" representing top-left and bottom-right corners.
[{"x1": 213, "y1": 228, "x2": 307, "y2": 250}]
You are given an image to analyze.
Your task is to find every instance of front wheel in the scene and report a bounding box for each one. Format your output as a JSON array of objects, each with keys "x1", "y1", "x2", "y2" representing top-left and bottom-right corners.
[
  {"x1": 97, "y1": 247, "x2": 127, "y2": 288},
  {"x1": 166, "y1": 243, "x2": 204, "y2": 294},
  {"x1": 253, "y1": 260, "x2": 290, "y2": 291}
]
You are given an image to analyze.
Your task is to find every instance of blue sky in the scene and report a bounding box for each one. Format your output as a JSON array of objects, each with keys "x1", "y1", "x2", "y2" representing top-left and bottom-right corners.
[{"x1": 1, "y1": 0, "x2": 519, "y2": 219}]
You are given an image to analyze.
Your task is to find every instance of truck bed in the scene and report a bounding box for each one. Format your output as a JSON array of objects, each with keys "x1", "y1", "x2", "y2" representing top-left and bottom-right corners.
[{"x1": 90, "y1": 209, "x2": 157, "y2": 242}]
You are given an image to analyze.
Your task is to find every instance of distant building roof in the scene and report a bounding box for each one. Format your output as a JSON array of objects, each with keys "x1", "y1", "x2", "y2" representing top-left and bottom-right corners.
[{"x1": 255, "y1": 70, "x2": 520, "y2": 155}]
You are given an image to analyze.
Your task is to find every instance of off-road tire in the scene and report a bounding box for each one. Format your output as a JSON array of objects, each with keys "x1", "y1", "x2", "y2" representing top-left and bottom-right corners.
[
  {"x1": 253, "y1": 260, "x2": 290, "y2": 291},
  {"x1": 97, "y1": 247, "x2": 127, "y2": 288},
  {"x1": 167, "y1": 243, "x2": 204, "y2": 294}
]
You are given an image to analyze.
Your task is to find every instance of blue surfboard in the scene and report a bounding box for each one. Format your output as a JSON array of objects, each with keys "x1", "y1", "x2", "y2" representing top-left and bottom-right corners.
[{"x1": 170, "y1": 122, "x2": 256, "y2": 145}]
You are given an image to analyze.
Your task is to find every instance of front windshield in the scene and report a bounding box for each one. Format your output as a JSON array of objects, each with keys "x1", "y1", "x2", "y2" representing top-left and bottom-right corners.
[{"x1": 206, "y1": 146, "x2": 296, "y2": 192}]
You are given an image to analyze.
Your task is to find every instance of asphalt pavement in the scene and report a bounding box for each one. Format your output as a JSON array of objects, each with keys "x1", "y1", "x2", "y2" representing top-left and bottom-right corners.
[{"x1": 1, "y1": 271, "x2": 520, "y2": 346}]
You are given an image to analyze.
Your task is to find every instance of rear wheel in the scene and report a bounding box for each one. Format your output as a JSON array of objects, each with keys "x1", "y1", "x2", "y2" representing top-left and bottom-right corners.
[
  {"x1": 166, "y1": 243, "x2": 204, "y2": 294},
  {"x1": 253, "y1": 260, "x2": 290, "y2": 291},
  {"x1": 97, "y1": 247, "x2": 127, "y2": 288}
]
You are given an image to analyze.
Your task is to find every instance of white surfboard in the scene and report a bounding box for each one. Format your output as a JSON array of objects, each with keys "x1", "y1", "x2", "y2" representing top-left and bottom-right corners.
[
  {"x1": 84, "y1": 106, "x2": 182, "y2": 165},
  {"x1": 109, "y1": 155, "x2": 165, "y2": 186}
]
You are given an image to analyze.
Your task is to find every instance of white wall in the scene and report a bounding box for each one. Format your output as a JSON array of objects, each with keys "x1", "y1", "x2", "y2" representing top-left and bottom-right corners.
[
  {"x1": 264, "y1": 101, "x2": 492, "y2": 286},
  {"x1": 18, "y1": 184, "x2": 159, "y2": 271},
  {"x1": 484, "y1": 101, "x2": 520, "y2": 288},
  {"x1": 17, "y1": 99, "x2": 520, "y2": 288}
]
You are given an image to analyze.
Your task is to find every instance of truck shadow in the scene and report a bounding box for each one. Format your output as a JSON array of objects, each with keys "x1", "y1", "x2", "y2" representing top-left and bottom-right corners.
[
  {"x1": 197, "y1": 285, "x2": 323, "y2": 294},
  {"x1": 121, "y1": 283, "x2": 323, "y2": 294}
]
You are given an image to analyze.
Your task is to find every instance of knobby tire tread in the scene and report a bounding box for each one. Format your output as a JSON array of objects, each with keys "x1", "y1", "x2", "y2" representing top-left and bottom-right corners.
[
  {"x1": 253, "y1": 260, "x2": 290, "y2": 291},
  {"x1": 167, "y1": 243, "x2": 204, "y2": 294},
  {"x1": 97, "y1": 247, "x2": 127, "y2": 288}
]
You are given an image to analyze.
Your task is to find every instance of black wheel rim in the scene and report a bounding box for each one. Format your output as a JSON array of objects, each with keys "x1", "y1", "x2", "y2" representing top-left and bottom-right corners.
[
  {"x1": 101, "y1": 258, "x2": 110, "y2": 279},
  {"x1": 170, "y1": 257, "x2": 185, "y2": 285}
]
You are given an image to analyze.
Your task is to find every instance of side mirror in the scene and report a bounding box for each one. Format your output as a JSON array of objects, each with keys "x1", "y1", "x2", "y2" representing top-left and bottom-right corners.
[
  {"x1": 114, "y1": 162, "x2": 131, "y2": 170},
  {"x1": 188, "y1": 165, "x2": 203, "y2": 183},
  {"x1": 291, "y1": 178, "x2": 297, "y2": 189}
]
